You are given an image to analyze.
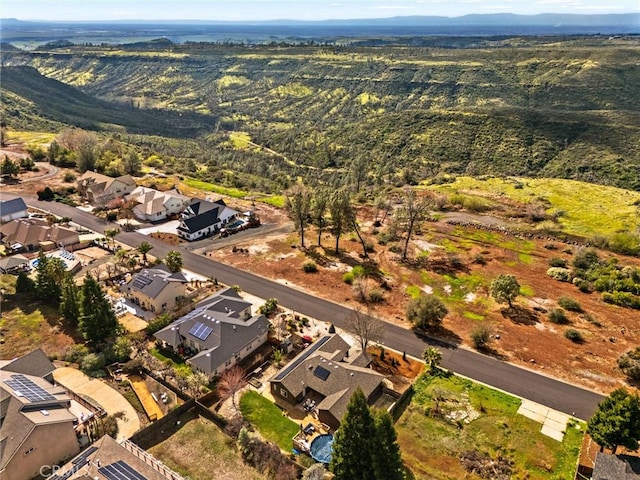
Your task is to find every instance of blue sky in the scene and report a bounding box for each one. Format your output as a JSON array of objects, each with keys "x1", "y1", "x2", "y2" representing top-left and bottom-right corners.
[{"x1": 4, "y1": 0, "x2": 639, "y2": 21}]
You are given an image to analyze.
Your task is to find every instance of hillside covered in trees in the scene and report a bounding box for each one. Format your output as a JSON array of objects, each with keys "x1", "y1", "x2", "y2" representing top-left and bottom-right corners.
[{"x1": 2, "y1": 36, "x2": 639, "y2": 190}]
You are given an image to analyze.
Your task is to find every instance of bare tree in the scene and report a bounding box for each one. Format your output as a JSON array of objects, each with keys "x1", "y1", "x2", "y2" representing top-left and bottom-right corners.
[
  {"x1": 397, "y1": 188, "x2": 433, "y2": 261},
  {"x1": 218, "y1": 365, "x2": 247, "y2": 413},
  {"x1": 186, "y1": 371, "x2": 209, "y2": 398},
  {"x1": 285, "y1": 183, "x2": 313, "y2": 248},
  {"x1": 349, "y1": 307, "x2": 383, "y2": 352},
  {"x1": 312, "y1": 187, "x2": 330, "y2": 247}
]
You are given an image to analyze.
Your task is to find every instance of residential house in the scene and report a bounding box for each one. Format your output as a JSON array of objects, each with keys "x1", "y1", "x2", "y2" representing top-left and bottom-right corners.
[
  {"x1": 177, "y1": 198, "x2": 238, "y2": 241},
  {"x1": 0, "y1": 348, "x2": 56, "y2": 384},
  {"x1": 269, "y1": 334, "x2": 385, "y2": 430},
  {"x1": 126, "y1": 186, "x2": 191, "y2": 222},
  {"x1": 155, "y1": 288, "x2": 270, "y2": 378},
  {"x1": 0, "y1": 218, "x2": 80, "y2": 252},
  {"x1": 0, "y1": 370, "x2": 80, "y2": 480},
  {"x1": 45, "y1": 435, "x2": 186, "y2": 480},
  {"x1": 592, "y1": 452, "x2": 640, "y2": 480},
  {"x1": 121, "y1": 264, "x2": 188, "y2": 313},
  {"x1": 0, "y1": 254, "x2": 29, "y2": 274},
  {"x1": 77, "y1": 171, "x2": 136, "y2": 205},
  {"x1": 0, "y1": 194, "x2": 28, "y2": 223}
]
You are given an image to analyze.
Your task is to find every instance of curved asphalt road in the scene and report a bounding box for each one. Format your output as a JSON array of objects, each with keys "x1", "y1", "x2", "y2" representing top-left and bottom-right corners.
[{"x1": 28, "y1": 196, "x2": 604, "y2": 420}]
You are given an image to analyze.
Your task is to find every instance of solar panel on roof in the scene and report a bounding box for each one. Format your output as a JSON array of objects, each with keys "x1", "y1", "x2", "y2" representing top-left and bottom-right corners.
[
  {"x1": 189, "y1": 322, "x2": 213, "y2": 341},
  {"x1": 131, "y1": 274, "x2": 153, "y2": 290},
  {"x1": 3, "y1": 374, "x2": 56, "y2": 402},
  {"x1": 313, "y1": 365, "x2": 331, "y2": 381},
  {"x1": 99, "y1": 460, "x2": 148, "y2": 480},
  {"x1": 71, "y1": 445, "x2": 97, "y2": 464}
]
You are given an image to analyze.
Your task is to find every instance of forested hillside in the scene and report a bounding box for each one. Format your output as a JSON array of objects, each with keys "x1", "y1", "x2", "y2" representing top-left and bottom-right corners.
[{"x1": 2, "y1": 38, "x2": 640, "y2": 190}]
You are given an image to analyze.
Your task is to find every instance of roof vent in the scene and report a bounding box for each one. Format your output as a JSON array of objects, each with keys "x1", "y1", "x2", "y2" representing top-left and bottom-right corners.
[{"x1": 40, "y1": 410, "x2": 49, "y2": 416}]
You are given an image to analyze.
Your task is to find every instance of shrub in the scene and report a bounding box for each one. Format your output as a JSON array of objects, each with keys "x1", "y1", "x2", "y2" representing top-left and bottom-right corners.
[
  {"x1": 558, "y1": 297, "x2": 582, "y2": 312},
  {"x1": 608, "y1": 232, "x2": 640, "y2": 256},
  {"x1": 259, "y1": 298, "x2": 279, "y2": 317},
  {"x1": 65, "y1": 344, "x2": 90, "y2": 364},
  {"x1": 564, "y1": 329, "x2": 584, "y2": 343},
  {"x1": 368, "y1": 289, "x2": 384, "y2": 303},
  {"x1": 546, "y1": 267, "x2": 572, "y2": 282},
  {"x1": 342, "y1": 272, "x2": 355, "y2": 284},
  {"x1": 470, "y1": 324, "x2": 493, "y2": 350},
  {"x1": 81, "y1": 353, "x2": 106, "y2": 375},
  {"x1": 473, "y1": 253, "x2": 487, "y2": 265},
  {"x1": 302, "y1": 260, "x2": 318, "y2": 273},
  {"x1": 37, "y1": 187, "x2": 55, "y2": 201},
  {"x1": 602, "y1": 291, "x2": 640, "y2": 309},
  {"x1": 617, "y1": 347, "x2": 640, "y2": 381},
  {"x1": 548, "y1": 257, "x2": 568, "y2": 268},
  {"x1": 406, "y1": 295, "x2": 448, "y2": 329},
  {"x1": 589, "y1": 235, "x2": 610, "y2": 249},
  {"x1": 63, "y1": 171, "x2": 76, "y2": 182},
  {"x1": 572, "y1": 248, "x2": 600, "y2": 271},
  {"x1": 147, "y1": 313, "x2": 173, "y2": 334},
  {"x1": 548, "y1": 308, "x2": 569, "y2": 324}
]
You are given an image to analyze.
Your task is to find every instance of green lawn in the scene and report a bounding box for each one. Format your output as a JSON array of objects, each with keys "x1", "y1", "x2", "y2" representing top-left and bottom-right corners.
[
  {"x1": 149, "y1": 346, "x2": 192, "y2": 377},
  {"x1": 397, "y1": 373, "x2": 584, "y2": 480},
  {"x1": 239, "y1": 390, "x2": 300, "y2": 451},
  {"x1": 149, "y1": 413, "x2": 267, "y2": 480}
]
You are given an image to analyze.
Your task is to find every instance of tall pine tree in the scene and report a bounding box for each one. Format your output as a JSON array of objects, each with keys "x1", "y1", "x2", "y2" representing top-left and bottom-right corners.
[
  {"x1": 330, "y1": 388, "x2": 376, "y2": 480},
  {"x1": 59, "y1": 275, "x2": 81, "y2": 329},
  {"x1": 35, "y1": 252, "x2": 65, "y2": 304},
  {"x1": 79, "y1": 274, "x2": 118, "y2": 343},
  {"x1": 372, "y1": 410, "x2": 404, "y2": 480}
]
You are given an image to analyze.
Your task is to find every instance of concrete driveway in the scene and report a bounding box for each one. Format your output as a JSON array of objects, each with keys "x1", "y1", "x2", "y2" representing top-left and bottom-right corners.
[{"x1": 53, "y1": 367, "x2": 140, "y2": 441}]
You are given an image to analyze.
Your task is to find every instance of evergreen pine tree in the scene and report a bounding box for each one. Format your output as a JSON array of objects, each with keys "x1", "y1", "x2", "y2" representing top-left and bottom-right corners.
[
  {"x1": 79, "y1": 274, "x2": 118, "y2": 343},
  {"x1": 59, "y1": 275, "x2": 81, "y2": 328},
  {"x1": 372, "y1": 410, "x2": 404, "y2": 480},
  {"x1": 330, "y1": 388, "x2": 376, "y2": 480},
  {"x1": 15, "y1": 271, "x2": 35, "y2": 294},
  {"x1": 35, "y1": 252, "x2": 65, "y2": 304}
]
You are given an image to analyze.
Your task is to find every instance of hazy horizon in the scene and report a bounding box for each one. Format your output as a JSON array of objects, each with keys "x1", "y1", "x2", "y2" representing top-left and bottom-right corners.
[{"x1": 3, "y1": 0, "x2": 639, "y2": 22}]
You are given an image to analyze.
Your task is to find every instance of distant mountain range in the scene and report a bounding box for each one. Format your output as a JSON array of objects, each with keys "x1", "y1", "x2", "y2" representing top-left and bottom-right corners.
[{"x1": 2, "y1": 13, "x2": 639, "y2": 27}]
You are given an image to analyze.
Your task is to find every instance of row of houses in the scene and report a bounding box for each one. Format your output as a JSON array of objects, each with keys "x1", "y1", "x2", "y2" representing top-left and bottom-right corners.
[{"x1": 77, "y1": 171, "x2": 242, "y2": 241}]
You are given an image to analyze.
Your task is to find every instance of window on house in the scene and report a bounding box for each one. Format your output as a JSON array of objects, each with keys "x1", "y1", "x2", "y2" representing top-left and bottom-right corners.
[{"x1": 280, "y1": 388, "x2": 288, "y2": 398}]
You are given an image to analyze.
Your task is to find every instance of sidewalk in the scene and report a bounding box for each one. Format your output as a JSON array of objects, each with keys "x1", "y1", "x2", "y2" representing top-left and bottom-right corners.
[{"x1": 53, "y1": 367, "x2": 140, "y2": 441}]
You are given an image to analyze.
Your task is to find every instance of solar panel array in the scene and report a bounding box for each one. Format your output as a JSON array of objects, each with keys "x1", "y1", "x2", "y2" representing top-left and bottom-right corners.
[
  {"x1": 99, "y1": 460, "x2": 148, "y2": 480},
  {"x1": 189, "y1": 322, "x2": 213, "y2": 341},
  {"x1": 4, "y1": 374, "x2": 56, "y2": 402},
  {"x1": 313, "y1": 365, "x2": 331, "y2": 381},
  {"x1": 131, "y1": 273, "x2": 153, "y2": 290}
]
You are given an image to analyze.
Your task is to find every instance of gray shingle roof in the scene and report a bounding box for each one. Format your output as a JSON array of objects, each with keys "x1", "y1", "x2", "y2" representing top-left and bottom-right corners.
[
  {"x1": 125, "y1": 264, "x2": 187, "y2": 299},
  {"x1": 593, "y1": 453, "x2": 640, "y2": 480},
  {"x1": 270, "y1": 334, "x2": 384, "y2": 422},
  {"x1": 0, "y1": 196, "x2": 27, "y2": 218},
  {"x1": 0, "y1": 348, "x2": 55, "y2": 379},
  {"x1": 155, "y1": 290, "x2": 269, "y2": 376}
]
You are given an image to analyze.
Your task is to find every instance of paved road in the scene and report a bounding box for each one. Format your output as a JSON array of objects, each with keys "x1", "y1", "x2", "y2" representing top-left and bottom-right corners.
[{"x1": 29, "y1": 197, "x2": 605, "y2": 420}]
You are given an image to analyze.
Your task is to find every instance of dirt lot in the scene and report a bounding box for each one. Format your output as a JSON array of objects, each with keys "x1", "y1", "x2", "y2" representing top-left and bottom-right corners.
[{"x1": 208, "y1": 209, "x2": 640, "y2": 395}]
